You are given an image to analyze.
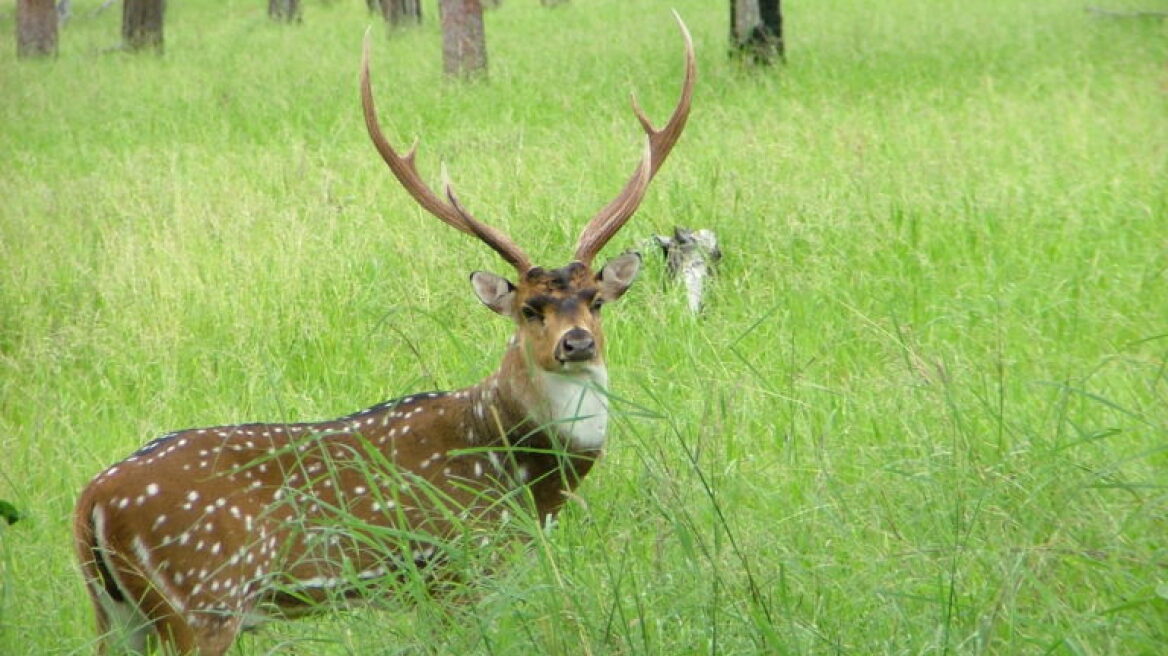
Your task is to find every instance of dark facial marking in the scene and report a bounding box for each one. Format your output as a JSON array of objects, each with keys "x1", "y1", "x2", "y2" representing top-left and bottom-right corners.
[
  {"x1": 524, "y1": 293, "x2": 589, "y2": 320},
  {"x1": 525, "y1": 263, "x2": 589, "y2": 292},
  {"x1": 525, "y1": 295, "x2": 556, "y2": 313},
  {"x1": 518, "y1": 264, "x2": 602, "y2": 324},
  {"x1": 577, "y1": 289, "x2": 599, "y2": 305}
]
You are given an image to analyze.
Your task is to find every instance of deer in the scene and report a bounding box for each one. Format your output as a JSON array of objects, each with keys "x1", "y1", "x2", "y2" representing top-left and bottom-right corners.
[
  {"x1": 73, "y1": 15, "x2": 694, "y2": 656},
  {"x1": 652, "y1": 226, "x2": 721, "y2": 314}
]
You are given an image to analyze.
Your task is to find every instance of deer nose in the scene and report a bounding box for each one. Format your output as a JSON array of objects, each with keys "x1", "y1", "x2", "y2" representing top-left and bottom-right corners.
[{"x1": 556, "y1": 328, "x2": 596, "y2": 363}]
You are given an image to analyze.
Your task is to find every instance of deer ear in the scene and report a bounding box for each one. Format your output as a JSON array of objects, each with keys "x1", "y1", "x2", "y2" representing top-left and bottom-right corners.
[
  {"x1": 470, "y1": 272, "x2": 516, "y2": 316},
  {"x1": 596, "y1": 252, "x2": 642, "y2": 303}
]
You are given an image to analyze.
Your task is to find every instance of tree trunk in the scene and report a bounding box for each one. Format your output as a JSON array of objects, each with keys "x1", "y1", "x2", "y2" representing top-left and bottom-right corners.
[
  {"x1": 16, "y1": 0, "x2": 58, "y2": 58},
  {"x1": 439, "y1": 0, "x2": 487, "y2": 79},
  {"x1": 268, "y1": 0, "x2": 301, "y2": 22},
  {"x1": 56, "y1": 0, "x2": 71, "y2": 27},
  {"x1": 380, "y1": 0, "x2": 422, "y2": 27},
  {"x1": 123, "y1": 0, "x2": 165, "y2": 53},
  {"x1": 730, "y1": 0, "x2": 784, "y2": 65}
]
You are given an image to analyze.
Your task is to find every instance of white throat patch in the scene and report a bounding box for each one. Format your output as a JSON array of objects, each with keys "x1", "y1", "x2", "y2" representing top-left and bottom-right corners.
[{"x1": 537, "y1": 365, "x2": 609, "y2": 451}]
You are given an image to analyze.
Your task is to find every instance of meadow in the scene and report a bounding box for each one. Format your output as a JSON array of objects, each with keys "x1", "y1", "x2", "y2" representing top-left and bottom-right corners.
[{"x1": 1, "y1": 0, "x2": 1166, "y2": 653}]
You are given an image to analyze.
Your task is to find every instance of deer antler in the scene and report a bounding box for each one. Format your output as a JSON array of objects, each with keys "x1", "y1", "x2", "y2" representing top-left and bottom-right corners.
[
  {"x1": 360, "y1": 36, "x2": 534, "y2": 273},
  {"x1": 573, "y1": 11, "x2": 697, "y2": 266}
]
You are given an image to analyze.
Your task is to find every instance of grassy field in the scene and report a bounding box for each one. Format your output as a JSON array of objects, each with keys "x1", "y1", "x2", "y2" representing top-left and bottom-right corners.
[{"x1": 2, "y1": 0, "x2": 1166, "y2": 653}]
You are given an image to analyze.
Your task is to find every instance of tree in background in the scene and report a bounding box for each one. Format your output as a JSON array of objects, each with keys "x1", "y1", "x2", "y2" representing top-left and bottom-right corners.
[
  {"x1": 16, "y1": 0, "x2": 58, "y2": 58},
  {"x1": 730, "y1": 0, "x2": 784, "y2": 65},
  {"x1": 56, "y1": 0, "x2": 71, "y2": 27},
  {"x1": 123, "y1": 0, "x2": 165, "y2": 53},
  {"x1": 268, "y1": 0, "x2": 302, "y2": 23},
  {"x1": 378, "y1": 0, "x2": 422, "y2": 27},
  {"x1": 440, "y1": 0, "x2": 487, "y2": 78}
]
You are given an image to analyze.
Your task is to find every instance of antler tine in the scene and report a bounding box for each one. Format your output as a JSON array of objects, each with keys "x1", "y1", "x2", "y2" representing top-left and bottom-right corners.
[
  {"x1": 574, "y1": 11, "x2": 697, "y2": 266},
  {"x1": 360, "y1": 35, "x2": 533, "y2": 273}
]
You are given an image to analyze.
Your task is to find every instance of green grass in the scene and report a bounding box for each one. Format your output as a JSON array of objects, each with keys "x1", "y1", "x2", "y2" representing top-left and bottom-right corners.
[{"x1": 2, "y1": 0, "x2": 1166, "y2": 653}]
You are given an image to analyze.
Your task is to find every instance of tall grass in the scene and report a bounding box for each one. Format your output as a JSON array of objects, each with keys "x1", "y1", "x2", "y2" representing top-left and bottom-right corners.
[{"x1": 1, "y1": 0, "x2": 1165, "y2": 653}]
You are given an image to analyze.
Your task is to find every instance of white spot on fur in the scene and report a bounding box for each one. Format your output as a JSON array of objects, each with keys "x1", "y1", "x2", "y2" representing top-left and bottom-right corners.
[{"x1": 132, "y1": 535, "x2": 186, "y2": 612}]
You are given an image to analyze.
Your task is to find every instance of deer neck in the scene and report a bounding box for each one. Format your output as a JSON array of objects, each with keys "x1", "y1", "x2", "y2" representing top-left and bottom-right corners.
[{"x1": 465, "y1": 342, "x2": 610, "y2": 455}]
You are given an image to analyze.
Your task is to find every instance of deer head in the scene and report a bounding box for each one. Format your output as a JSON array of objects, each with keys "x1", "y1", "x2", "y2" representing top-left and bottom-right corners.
[{"x1": 360, "y1": 13, "x2": 694, "y2": 409}]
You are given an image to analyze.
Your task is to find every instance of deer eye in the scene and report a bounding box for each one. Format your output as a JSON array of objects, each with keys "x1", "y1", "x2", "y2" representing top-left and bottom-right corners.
[
  {"x1": 590, "y1": 298, "x2": 605, "y2": 313},
  {"x1": 521, "y1": 305, "x2": 542, "y2": 323}
]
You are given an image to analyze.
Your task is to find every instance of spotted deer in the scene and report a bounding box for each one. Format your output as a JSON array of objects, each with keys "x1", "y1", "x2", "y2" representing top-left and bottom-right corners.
[{"x1": 73, "y1": 16, "x2": 694, "y2": 656}]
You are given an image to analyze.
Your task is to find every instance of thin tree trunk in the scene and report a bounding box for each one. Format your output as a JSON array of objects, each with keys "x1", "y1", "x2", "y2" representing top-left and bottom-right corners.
[
  {"x1": 56, "y1": 0, "x2": 71, "y2": 27},
  {"x1": 380, "y1": 0, "x2": 422, "y2": 27},
  {"x1": 759, "y1": 0, "x2": 784, "y2": 59},
  {"x1": 123, "y1": 0, "x2": 165, "y2": 53},
  {"x1": 16, "y1": 0, "x2": 58, "y2": 58},
  {"x1": 730, "y1": 0, "x2": 784, "y2": 65},
  {"x1": 439, "y1": 0, "x2": 487, "y2": 78},
  {"x1": 268, "y1": 0, "x2": 302, "y2": 23}
]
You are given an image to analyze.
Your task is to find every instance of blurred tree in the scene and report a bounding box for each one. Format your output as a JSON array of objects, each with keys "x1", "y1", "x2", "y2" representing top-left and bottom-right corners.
[
  {"x1": 731, "y1": 0, "x2": 784, "y2": 65},
  {"x1": 16, "y1": 0, "x2": 58, "y2": 58},
  {"x1": 268, "y1": 0, "x2": 302, "y2": 23},
  {"x1": 56, "y1": 0, "x2": 71, "y2": 26},
  {"x1": 440, "y1": 0, "x2": 486, "y2": 78},
  {"x1": 123, "y1": 0, "x2": 165, "y2": 53},
  {"x1": 379, "y1": 0, "x2": 422, "y2": 27}
]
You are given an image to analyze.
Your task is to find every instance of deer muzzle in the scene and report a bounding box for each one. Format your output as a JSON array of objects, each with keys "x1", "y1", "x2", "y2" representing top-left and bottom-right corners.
[{"x1": 555, "y1": 328, "x2": 597, "y2": 363}]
